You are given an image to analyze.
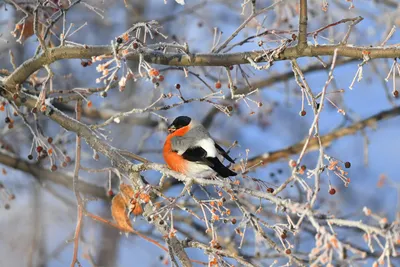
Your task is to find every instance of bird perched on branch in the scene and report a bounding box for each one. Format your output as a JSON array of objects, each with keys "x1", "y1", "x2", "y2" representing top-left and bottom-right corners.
[{"x1": 163, "y1": 116, "x2": 237, "y2": 178}]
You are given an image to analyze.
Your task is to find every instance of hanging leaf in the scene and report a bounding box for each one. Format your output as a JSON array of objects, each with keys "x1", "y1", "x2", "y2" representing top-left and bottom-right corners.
[{"x1": 111, "y1": 193, "x2": 133, "y2": 232}]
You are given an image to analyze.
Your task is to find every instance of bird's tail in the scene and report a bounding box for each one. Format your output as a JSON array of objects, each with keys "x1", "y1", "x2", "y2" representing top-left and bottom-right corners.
[{"x1": 207, "y1": 157, "x2": 237, "y2": 178}]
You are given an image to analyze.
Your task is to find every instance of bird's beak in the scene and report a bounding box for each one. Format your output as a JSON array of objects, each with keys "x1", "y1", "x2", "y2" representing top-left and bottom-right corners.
[{"x1": 168, "y1": 125, "x2": 176, "y2": 133}]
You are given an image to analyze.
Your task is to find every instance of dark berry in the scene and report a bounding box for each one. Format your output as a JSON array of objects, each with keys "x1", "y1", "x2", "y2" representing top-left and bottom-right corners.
[
  {"x1": 47, "y1": 137, "x2": 53, "y2": 144},
  {"x1": 229, "y1": 66, "x2": 234, "y2": 70},
  {"x1": 28, "y1": 154, "x2": 33, "y2": 160},
  {"x1": 4, "y1": 203, "x2": 10, "y2": 210},
  {"x1": 100, "y1": 91, "x2": 107, "y2": 98},
  {"x1": 107, "y1": 190, "x2": 114, "y2": 197},
  {"x1": 62, "y1": 162, "x2": 67, "y2": 168},
  {"x1": 329, "y1": 188, "x2": 336, "y2": 195},
  {"x1": 393, "y1": 90, "x2": 399, "y2": 98},
  {"x1": 231, "y1": 218, "x2": 237, "y2": 224},
  {"x1": 281, "y1": 232, "x2": 287, "y2": 239},
  {"x1": 36, "y1": 146, "x2": 43, "y2": 153},
  {"x1": 344, "y1": 162, "x2": 351, "y2": 168},
  {"x1": 285, "y1": 249, "x2": 291, "y2": 255},
  {"x1": 65, "y1": 156, "x2": 72, "y2": 163},
  {"x1": 81, "y1": 61, "x2": 89, "y2": 67},
  {"x1": 116, "y1": 37, "x2": 123, "y2": 44},
  {"x1": 51, "y1": 165, "x2": 57, "y2": 172},
  {"x1": 300, "y1": 110, "x2": 306, "y2": 116},
  {"x1": 267, "y1": 187, "x2": 274, "y2": 193},
  {"x1": 5, "y1": 117, "x2": 10, "y2": 123},
  {"x1": 133, "y1": 42, "x2": 138, "y2": 49},
  {"x1": 175, "y1": 84, "x2": 181, "y2": 89},
  {"x1": 301, "y1": 165, "x2": 306, "y2": 171}
]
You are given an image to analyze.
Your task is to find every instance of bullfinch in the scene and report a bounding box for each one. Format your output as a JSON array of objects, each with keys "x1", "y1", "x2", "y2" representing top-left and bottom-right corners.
[{"x1": 163, "y1": 116, "x2": 237, "y2": 178}]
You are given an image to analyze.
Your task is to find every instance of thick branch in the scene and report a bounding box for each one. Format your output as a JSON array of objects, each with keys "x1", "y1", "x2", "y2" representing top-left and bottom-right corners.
[
  {"x1": 4, "y1": 44, "x2": 400, "y2": 87},
  {"x1": 297, "y1": 0, "x2": 308, "y2": 50}
]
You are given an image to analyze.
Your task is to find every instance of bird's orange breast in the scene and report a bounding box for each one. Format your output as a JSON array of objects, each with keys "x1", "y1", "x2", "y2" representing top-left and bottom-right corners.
[{"x1": 163, "y1": 125, "x2": 190, "y2": 174}]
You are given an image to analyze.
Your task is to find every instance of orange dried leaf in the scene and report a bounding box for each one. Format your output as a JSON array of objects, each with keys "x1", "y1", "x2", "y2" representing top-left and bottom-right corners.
[
  {"x1": 111, "y1": 193, "x2": 133, "y2": 231},
  {"x1": 120, "y1": 183, "x2": 135, "y2": 203}
]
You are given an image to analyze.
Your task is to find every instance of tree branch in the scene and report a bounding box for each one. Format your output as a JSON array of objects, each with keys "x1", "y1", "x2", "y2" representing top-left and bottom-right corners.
[
  {"x1": 241, "y1": 106, "x2": 400, "y2": 170},
  {"x1": 297, "y1": 0, "x2": 308, "y2": 50},
  {"x1": 3, "y1": 44, "x2": 400, "y2": 88},
  {"x1": 0, "y1": 151, "x2": 107, "y2": 199}
]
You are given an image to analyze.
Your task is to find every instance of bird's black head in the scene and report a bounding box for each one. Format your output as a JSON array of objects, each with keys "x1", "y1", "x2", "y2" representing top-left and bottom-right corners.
[{"x1": 168, "y1": 116, "x2": 192, "y2": 133}]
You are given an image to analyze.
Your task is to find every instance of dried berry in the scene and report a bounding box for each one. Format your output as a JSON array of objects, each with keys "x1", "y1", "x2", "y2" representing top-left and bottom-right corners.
[
  {"x1": 285, "y1": 249, "x2": 291, "y2": 255},
  {"x1": 133, "y1": 42, "x2": 138, "y2": 49},
  {"x1": 329, "y1": 188, "x2": 336, "y2": 195},
  {"x1": 36, "y1": 146, "x2": 43, "y2": 153},
  {"x1": 394, "y1": 90, "x2": 399, "y2": 98},
  {"x1": 51, "y1": 165, "x2": 57, "y2": 172},
  {"x1": 175, "y1": 83, "x2": 181, "y2": 89},
  {"x1": 344, "y1": 161, "x2": 351, "y2": 168},
  {"x1": 158, "y1": 75, "x2": 165, "y2": 82},
  {"x1": 300, "y1": 110, "x2": 306, "y2": 116},
  {"x1": 107, "y1": 190, "x2": 114, "y2": 197},
  {"x1": 267, "y1": 187, "x2": 274, "y2": 193},
  {"x1": 65, "y1": 156, "x2": 72, "y2": 163},
  {"x1": 47, "y1": 137, "x2": 53, "y2": 144}
]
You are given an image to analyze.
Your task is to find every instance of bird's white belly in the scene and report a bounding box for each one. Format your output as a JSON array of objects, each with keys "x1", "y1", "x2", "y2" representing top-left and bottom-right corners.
[{"x1": 185, "y1": 162, "x2": 215, "y2": 178}]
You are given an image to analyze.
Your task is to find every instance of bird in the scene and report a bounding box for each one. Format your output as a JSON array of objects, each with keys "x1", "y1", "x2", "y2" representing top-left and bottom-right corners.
[{"x1": 163, "y1": 116, "x2": 237, "y2": 178}]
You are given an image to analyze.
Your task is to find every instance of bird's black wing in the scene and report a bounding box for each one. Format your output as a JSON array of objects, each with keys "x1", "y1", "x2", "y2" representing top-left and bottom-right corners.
[
  {"x1": 182, "y1": 147, "x2": 237, "y2": 178},
  {"x1": 181, "y1": 147, "x2": 213, "y2": 166},
  {"x1": 214, "y1": 143, "x2": 235, "y2": 164}
]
